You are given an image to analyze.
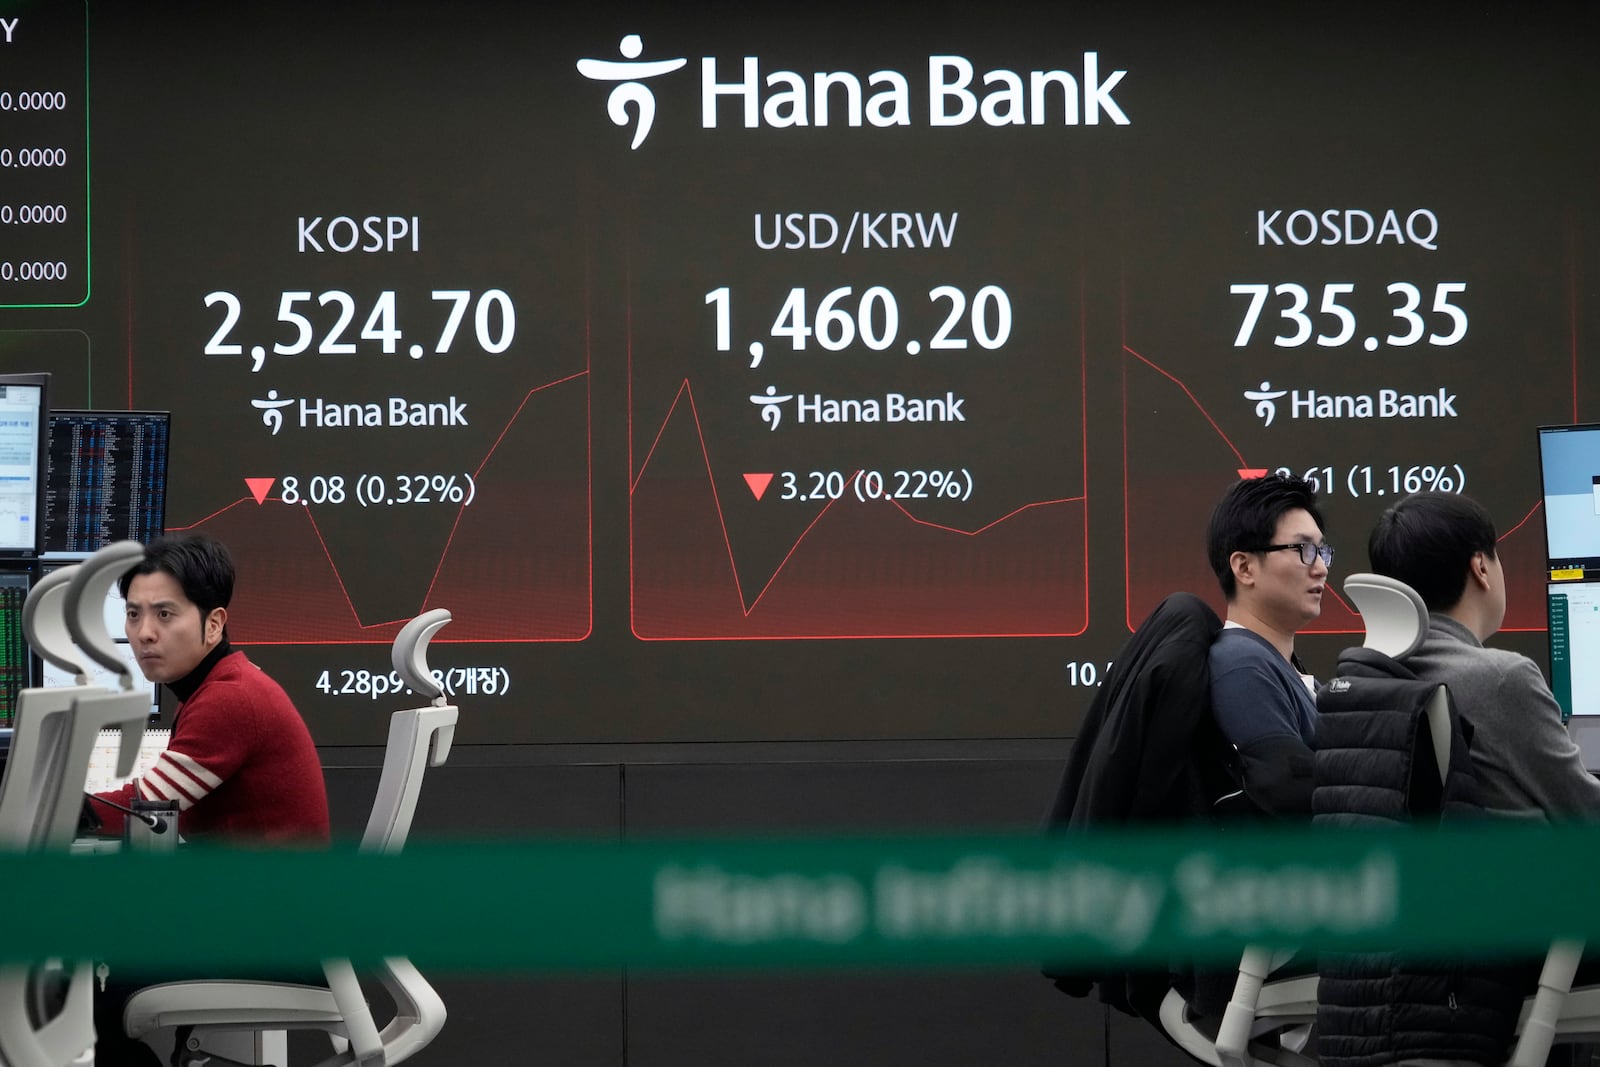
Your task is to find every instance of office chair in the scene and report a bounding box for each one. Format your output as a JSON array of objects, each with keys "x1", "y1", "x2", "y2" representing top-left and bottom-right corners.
[
  {"x1": 0, "y1": 543, "x2": 152, "y2": 1067},
  {"x1": 1157, "y1": 574, "x2": 1432, "y2": 1067},
  {"x1": 1314, "y1": 577, "x2": 1595, "y2": 1067},
  {"x1": 1161, "y1": 574, "x2": 1600, "y2": 1067},
  {"x1": 123, "y1": 608, "x2": 457, "y2": 1067}
]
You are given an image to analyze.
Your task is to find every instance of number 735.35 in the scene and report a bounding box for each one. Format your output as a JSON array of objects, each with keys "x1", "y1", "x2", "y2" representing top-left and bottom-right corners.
[{"x1": 1230, "y1": 282, "x2": 1466, "y2": 349}]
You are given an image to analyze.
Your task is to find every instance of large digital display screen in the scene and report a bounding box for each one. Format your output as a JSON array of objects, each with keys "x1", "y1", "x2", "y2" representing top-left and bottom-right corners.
[{"x1": 0, "y1": 3, "x2": 1594, "y2": 744}]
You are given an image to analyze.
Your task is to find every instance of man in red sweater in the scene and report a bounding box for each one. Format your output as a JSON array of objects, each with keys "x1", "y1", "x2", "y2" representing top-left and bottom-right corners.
[
  {"x1": 91, "y1": 534, "x2": 330, "y2": 1065},
  {"x1": 91, "y1": 533, "x2": 329, "y2": 843}
]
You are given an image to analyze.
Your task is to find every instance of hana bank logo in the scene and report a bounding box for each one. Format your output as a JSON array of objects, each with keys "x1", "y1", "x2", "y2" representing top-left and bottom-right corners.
[
  {"x1": 579, "y1": 35, "x2": 1131, "y2": 150},
  {"x1": 1244, "y1": 381, "x2": 1288, "y2": 427},
  {"x1": 577, "y1": 34, "x2": 687, "y2": 149}
]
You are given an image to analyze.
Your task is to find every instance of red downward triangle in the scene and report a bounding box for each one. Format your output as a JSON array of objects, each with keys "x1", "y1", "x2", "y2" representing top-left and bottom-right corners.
[
  {"x1": 245, "y1": 477, "x2": 276, "y2": 504},
  {"x1": 743, "y1": 473, "x2": 774, "y2": 501},
  {"x1": 1237, "y1": 468, "x2": 1270, "y2": 480}
]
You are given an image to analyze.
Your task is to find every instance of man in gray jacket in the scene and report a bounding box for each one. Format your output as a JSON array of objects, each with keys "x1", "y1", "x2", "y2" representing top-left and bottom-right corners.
[{"x1": 1367, "y1": 491, "x2": 1600, "y2": 816}]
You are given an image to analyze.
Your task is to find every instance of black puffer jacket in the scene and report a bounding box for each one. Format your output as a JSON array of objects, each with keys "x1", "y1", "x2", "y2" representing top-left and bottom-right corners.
[{"x1": 1313, "y1": 647, "x2": 1528, "y2": 1067}]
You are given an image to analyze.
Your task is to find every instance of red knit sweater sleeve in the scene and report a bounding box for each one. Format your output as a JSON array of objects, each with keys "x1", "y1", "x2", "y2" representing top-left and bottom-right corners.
[
  {"x1": 90, "y1": 679, "x2": 253, "y2": 834},
  {"x1": 92, "y1": 653, "x2": 329, "y2": 843}
]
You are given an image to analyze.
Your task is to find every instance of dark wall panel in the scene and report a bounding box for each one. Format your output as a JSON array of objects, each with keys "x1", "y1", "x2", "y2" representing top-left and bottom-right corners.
[
  {"x1": 628, "y1": 971, "x2": 1101, "y2": 1067},
  {"x1": 622, "y1": 758, "x2": 1062, "y2": 833},
  {"x1": 622, "y1": 758, "x2": 1096, "y2": 1065},
  {"x1": 1107, "y1": 1008, "x2": 1209, "y2": 1067}
]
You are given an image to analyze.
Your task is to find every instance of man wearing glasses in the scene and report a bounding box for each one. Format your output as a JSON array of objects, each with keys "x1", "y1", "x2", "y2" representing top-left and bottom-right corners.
[
  {"x1": 1204, "y1": 473, "x2": 1330, "y2": 816},
  {"x1": 1368, "y1": 491, "x2": 1600, "y2": 816}
]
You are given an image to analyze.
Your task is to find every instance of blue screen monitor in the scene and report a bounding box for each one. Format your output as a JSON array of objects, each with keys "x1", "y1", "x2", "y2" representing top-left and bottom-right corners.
[
  {"x1": 0, "y1": 374, "x2": 50, "y2": 558},
  {"x1": 1538, "y1": 423, "x2": 1600, "y2": 581}
]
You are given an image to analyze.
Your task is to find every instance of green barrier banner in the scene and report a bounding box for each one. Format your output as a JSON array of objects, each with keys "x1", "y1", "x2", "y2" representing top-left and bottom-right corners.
[{"x1": 3, "y1": 825, "x2": 1588, "y2": 971}]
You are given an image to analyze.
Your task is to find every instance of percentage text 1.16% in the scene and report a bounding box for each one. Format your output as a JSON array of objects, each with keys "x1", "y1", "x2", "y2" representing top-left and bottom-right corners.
[
  {"x1": 773, "y1": 468, "x2": 974, "y2": 504},
  {"x1": 707, "y1": 285, "x2": 1013, "y2": 366},
  {"x1": 1277, "y1": 464, "x2": 1466, "y2": 499},
  {"x1": 269, "y1": 473, "x2": 477, "y2": 508}
]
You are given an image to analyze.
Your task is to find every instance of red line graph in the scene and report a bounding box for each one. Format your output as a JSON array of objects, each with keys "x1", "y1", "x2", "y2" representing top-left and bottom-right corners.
[
  {"x1": 627, "y1": 275, "x2": 1090, "y2": 640},
  {"x1": 1503, "y1": 499, "x2": 1543, "y2": 541},
  {"x1": 167, "y1": 372, "x2": 592, "y2": 644},
  {"x1": 1124, "y1": 345, "x2": 1248, "y2": 468},
  {"x1": 1120, "y1": 342, "x2": 1558, "y2": 633},
  {"x1": 631, "y1": 379, "x2": 1086, "y2": 632},
  {"x1": 420, "y1": 370, "x2": 588, "y2": 607},
  {"x1": 172, "y1": 496, "x2": 391, "y2": 627},
  {"x1": 1120, "y1": 344, "x2": 1361, "y2": 634},
  {"x1": 889, "y1": 496, "x2": 1086, "y2": 538},
  {"x1": 1498, "y1": 498, "x2": 1553, "y2": 634}
]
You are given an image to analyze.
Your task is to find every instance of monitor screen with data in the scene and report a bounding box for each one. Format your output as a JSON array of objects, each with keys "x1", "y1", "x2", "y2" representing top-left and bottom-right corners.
[
  {"x1": 0, "y1": 566, "x2": 33, "y2": 727},
  {"x1": 42, "y1": 410, "x2": 171, "y2": 554},
  {"x1": 1548, "y1": 582, "x2": 1600, "y2": 721},
  {"x1": 0, "y1": 375, "x2": 49, "y2": 559}
]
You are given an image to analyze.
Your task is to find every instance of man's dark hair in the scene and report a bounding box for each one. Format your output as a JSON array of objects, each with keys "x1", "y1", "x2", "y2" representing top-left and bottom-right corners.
[
  {"x1": 1205, "y1": 473, "x2": 1325, "y2": 600},
  {"x1": 1367, "y1": 492, "x2": 1497, "y2": 611},
  {"x1": 118, "y1": 533, "x2": 235, "y2": 615}
]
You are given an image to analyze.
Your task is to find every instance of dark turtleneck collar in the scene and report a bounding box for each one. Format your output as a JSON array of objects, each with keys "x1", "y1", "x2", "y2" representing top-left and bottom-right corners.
[{"x1": 167, "y1": 636, "x2": 233, "y2": 704}]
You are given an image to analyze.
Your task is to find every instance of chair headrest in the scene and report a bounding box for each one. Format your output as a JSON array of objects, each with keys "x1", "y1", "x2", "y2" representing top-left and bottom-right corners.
[
  {"x1": 392, "y1": 609, "x2": 452, "y2": 706},
  {"x1": 23, "y1": 565, "x2": 85, "y2": 678},
  {"x1": 65, "y1": 542, "x2": 147, "y2": 687},
  {"x1": 1342, "y1": 573, "x2": 1429, "y2": 659}
]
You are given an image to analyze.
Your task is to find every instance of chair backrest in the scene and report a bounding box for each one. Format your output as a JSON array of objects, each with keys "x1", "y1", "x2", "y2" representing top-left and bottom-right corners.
[
  {"x1": 0, "y1": 544, "x2": 149, "y2": 850},
  {"x1": 362, "y1": 706, "x2": 458, "y2": 855},
  {"x1": 0, "y1": 687, "x2": 90, "y2": 850},
  {"x1": 0, "y1": 543, "x2": 147, "y2": 1067},
  {"x1": 21, "y1": 565, "x2": 88, "y2": 682},
  {"x1": 63, "y1": 541, "x2": 146, "y2": 685},
  {"x1": 1342, "y1": 572, "x2": 1429, "y2": 659},
  {"x1": 363, "y1": 609, "x2": 457, "y2": 854},
  {"x1": 1342, "y1": 572, "x2": 1453, "y2": 810},
  {"x1": 0, "y1": 567, "x2": 93, "y2": 844},
  {"x1": 330, "y1": 610, "x2": 459, "y2": 1063},
  {"x1": 37, "y1": 690, "x2": 152, "y2": 850},
  {"x1": 38, "y1": 545, "x2": 151, "y2": 850}
]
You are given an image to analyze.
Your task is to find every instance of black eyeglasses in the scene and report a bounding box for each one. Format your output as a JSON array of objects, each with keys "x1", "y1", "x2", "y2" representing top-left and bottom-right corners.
[{"x1": 1257, "y1": 542, "x2": 1334, "y2": 567}]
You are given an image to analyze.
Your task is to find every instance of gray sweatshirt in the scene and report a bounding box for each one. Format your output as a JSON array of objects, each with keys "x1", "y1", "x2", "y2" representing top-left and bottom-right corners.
[{"x1": 1403, "y1": 613, "x2": 1600, "y2": 818}]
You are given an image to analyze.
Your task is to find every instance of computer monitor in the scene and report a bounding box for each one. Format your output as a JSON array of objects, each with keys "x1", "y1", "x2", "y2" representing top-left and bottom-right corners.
[
  {"x1": 0, "y1": 374, "x2": 50, "y2": 558},
  {"x1": 0, "y1": 564, "x2": 34, "y2": 727},
  {"x1": 1537, "y1": 424, "x2": 1600, "y2": 769},
  {"x1": 1537, "y1": 423, "x2": 1600, "y2": 581},
  {"x1": 1548, "y1": 581, "x2": 1600, "y2": 721},
  {"x1": 41, "y1": 409, "x2": 170, "y2": 554}
]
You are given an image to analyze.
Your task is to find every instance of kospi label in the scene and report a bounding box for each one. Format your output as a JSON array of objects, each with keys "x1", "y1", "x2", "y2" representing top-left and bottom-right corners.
[{"x1": 578, "y1": 34, "x2": 1130, "y2": 149}]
